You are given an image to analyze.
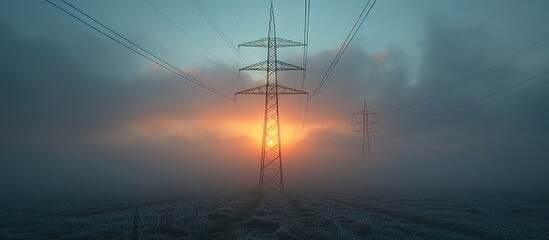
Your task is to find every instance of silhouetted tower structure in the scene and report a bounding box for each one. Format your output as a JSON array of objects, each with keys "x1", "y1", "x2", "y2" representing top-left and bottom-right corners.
[
  {"x1": 354, "y1": 98, "x2": 379, "y2": 167},
  {"x1": 318, "y1": 131, "x2": 333, "y2": 153},
  {"x1": 235, "y1": 3, "x2": 307, "y2": 191}
]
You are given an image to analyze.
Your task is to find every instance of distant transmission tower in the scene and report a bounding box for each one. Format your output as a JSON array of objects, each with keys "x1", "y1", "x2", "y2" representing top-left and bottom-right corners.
[
  {"x1": 354, "y1": 98, "x2": 379, "y2": 167},
  {"x1": 235, "y1": 3, "x2": 307, "y2": 191},
  {"x1": 318, "y1": 131, "x2": 333, "y2": 153}
]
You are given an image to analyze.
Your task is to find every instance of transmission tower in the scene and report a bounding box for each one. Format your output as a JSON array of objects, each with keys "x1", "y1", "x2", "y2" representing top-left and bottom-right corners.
[
  {"x1": 318, "y1": 131, "x2": 333, "y2": 153},
  {"x1": 354, "y1": 98, "x2": 379, "y2": 168},
  {"x1": 235, "y1": 3, "x2": 307, "y2": 191}
]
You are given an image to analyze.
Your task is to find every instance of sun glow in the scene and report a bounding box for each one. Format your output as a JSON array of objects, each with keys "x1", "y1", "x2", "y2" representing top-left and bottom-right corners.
[
  {"x1": 243, "y1": 120, "x2": 305, "y2": 147},
  {"x1": 127, "y1": 111, "x2": 312, "y2": 153}
]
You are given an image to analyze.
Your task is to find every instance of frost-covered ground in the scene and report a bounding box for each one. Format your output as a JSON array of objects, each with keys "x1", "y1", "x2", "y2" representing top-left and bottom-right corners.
[{"x1": 1, "y1": 192, "x2": 548, "y2": 239}]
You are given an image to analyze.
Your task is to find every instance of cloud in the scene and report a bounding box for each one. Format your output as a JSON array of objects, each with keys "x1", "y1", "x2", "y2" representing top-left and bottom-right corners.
[
  {"x1": 0, "y1": 21, "x2": 253, "y2": 199},
  {"x1": 284, "y1": 15, "x2": 549, "y2": 193}
]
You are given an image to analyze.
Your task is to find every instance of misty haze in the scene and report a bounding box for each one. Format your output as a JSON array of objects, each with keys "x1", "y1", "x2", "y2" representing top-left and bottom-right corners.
[{"x1": 1, "y1": 0, "x2": 548, "y2": 239}]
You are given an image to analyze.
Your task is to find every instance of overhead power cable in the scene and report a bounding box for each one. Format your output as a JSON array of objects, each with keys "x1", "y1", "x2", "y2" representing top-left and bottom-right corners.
[
  {"x1": 309, "y1": 0, "x2": 377, "y2": 99},
  {"x1": 144, "y1": 0, "x2": 239, "y2": 77},
  {"x1": 300, "y1": 0, "x2": 311, "y2": 91},
  {"x1": 234, "y1": 99, "x2": 254, "y2": 136},
  {"x1": 432, "y1": 74, "x2": 549, "y2": 128},
  {"x1": 378, "y1": 33, "x2": 549, "y2": 114},
  {"x1": 224, "y1": 0, "x2": 247, "y2": 40},
  {"x1": 381, "y1": 69, "x2": 549, "y2": 126},
  {"x1": 294, "y1": 0, "x2": 311, "y2": 143},
  {"x1": 190, "y1": 0, "x2": 248, "y2": 65},
  {"x1": 388, "y1": 76, "x2": 549, "y2": 141},
  {"x1": 311, "y1": 0, "x2": 323, "y2": 33},
  {"x1": 45, "y1": 0, "x2": 232, "y2": 101}
]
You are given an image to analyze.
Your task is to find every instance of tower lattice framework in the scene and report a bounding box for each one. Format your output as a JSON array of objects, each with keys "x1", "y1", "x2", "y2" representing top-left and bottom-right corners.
[
  {"x1": 235, "y1": 3, "x2": 307, "y2": 191},
  {"x1": 354, "y1": 99, "x2": 379, "y2": 167}
]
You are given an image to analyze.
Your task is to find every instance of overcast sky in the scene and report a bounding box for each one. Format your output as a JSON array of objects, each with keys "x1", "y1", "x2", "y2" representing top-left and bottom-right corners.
[{"x1": 1, "y1": 0, "x2": 549, "y2": 200}]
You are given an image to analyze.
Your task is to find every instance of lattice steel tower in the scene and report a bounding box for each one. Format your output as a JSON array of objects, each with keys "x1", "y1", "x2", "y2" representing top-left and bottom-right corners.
[
  {"x1": 235, "y1": 3, "x2": 307, "y2": 191},
  {"x1": 354, "y1": 98, "x2": 379, "y2": 167},
  {"x1": 319, "y1": 131, "x2": 333, "y2": 153}
]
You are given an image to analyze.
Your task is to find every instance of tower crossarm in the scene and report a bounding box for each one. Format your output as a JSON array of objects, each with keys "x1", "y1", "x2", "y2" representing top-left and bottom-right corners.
[
  {"x1": 235, "y1": 84, "x2": 308, "y2": 97},
  {"x1": 239, "y1": 37, "x2": 305, "y2": 48},
  {"x1": 354, "y1": 111, "x2": 378, "y2": 116},
  {"x1": 234, "y1": 85, "x2": 267, "y2": 96},
  {"x1": 276, "y1": 85, "x2": 308, "y2": 95},
  {"x1": 354, "y1": 129, "x2": 380, "y2": 133},
  {"x1": 239, "y1": 60, "x2": 305, "y2": 71}
]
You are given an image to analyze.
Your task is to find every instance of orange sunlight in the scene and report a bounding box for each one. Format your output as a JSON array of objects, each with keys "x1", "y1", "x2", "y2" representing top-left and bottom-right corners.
[
  {"x1": 128, "y1": 114, "x2": 311, "y2": 150},
  {"x1": 199, "y1": 115, "x2": 309, "y2": 150}
]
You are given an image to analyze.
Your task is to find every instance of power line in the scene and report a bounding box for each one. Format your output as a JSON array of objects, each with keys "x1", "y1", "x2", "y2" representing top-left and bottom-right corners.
[
  {"x1": 430, "y1": 74, "x2": 549, "y2": 128},
  {"x1": 46, "y1": 0, "x2": 233, "y2": 101},
  {"x1": 190, "y1": 0, "x2": 248, "y2": 65},
  {"x1": 378, "y1": 33, "x2": 549, "y2": 114},
  {"x1": 311, "y1": 0, "x2": 323, "y2": 33},
  {"x1": 388, "y1": 76, "x2": 549, "y2": 140},
  {"x1": 295, "y1": 96, "x2": 310, "y2": 142},
  {"x1": 224, "y1": 0, "x2": 247, "y2": 40},
  {"x1": 294, "y1": 0, "x2": 311, "y2": 143},
  {"x1": 144, "y1": 0, "x2": 239, "y2": 77},
  {"x1": 234, "y1": 99, "x2": 254, "y2": 136},
  {"x1": 309, "y1": 0, "x2": 377, "y2": 99},
  {"x1": 300, "y1": 0, "x2": 311, "y2": 91},
  {"x1": 382, "y1": 69, "x2": 549, "y2": 126}
]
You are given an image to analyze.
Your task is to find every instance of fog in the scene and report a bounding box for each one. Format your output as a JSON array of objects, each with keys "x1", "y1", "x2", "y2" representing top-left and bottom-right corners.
[{"x1": 1, "y1": 7, "x2": 549, "y2": 202}]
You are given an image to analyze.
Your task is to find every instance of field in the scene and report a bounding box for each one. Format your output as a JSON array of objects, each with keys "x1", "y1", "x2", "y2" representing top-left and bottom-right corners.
[{"x1": 1, "y1": 191, "x2": 548, "y2": 239}]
